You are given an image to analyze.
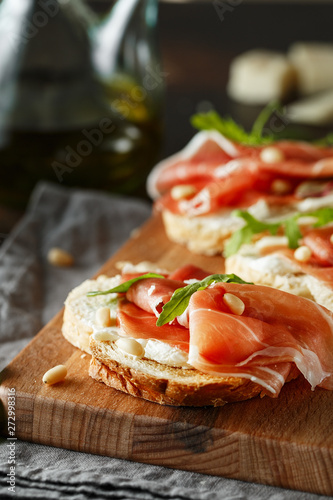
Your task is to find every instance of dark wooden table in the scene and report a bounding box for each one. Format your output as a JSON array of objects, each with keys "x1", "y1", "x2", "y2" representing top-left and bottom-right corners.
[{"x1": 1, "y1": 1, "x2": 333, "y2": 238}]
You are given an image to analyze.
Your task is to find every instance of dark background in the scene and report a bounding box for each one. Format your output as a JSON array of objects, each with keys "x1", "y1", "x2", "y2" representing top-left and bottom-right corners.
[{"x1": 159, "y1": 1, "x2": 333, "y2": 155}]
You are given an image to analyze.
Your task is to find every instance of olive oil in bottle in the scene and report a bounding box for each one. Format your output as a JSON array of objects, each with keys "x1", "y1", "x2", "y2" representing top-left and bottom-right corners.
[{"x1": 0, "y1": 0, "x2": 164, "y2": 208}]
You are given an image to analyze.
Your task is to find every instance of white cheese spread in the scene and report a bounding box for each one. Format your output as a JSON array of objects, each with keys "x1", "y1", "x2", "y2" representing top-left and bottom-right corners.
[
  {"x1": 248, "y1": 254, "x2": 300, "y2": 275},
  {"x1": 68, "y1": 273, "x2": 190, "y2": 368}
]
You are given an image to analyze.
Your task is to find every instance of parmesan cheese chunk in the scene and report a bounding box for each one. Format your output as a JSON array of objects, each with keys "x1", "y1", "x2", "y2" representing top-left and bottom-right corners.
[
  {"x1": 227, "y1": 50, "x2": 296, "y2": 104},
  {"x1": 286, "y1": 90, "x2": 333, "y2": 126},
  {"x1": 288, "y1": 42, "x2": 333, "y2": 95}
]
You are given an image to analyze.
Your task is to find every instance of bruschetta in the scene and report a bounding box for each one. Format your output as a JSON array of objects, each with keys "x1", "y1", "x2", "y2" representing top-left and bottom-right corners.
[
  {"x1": 62, "y1": 262, "x2": 333, "y2": 406},
  {"x1": 147, "y1": 110, "x2": 333, "y2": 255}
]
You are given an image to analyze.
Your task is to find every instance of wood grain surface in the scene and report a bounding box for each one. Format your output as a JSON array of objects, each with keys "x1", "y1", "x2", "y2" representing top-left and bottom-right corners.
[{"x1": 1, "y1": 214, "x2": 333, "y2": 496}]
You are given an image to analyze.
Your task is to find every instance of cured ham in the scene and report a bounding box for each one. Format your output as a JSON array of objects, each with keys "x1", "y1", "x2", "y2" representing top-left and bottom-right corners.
[
  {"x1": 147, "y1": 131, "x2": 243, "y2": 198},
  {"x1": 178, "y1": 161, "x2": 259, "y2": 216},
  {"x1": 303, "y1": 226, "x2": 333, "y2": 266},
  {"x1": 188, "y1": 282, "x2": 333, "y2": 395},
  {"x1": 168, "y1": 264, "x2": 211, "y2": 281},
  {"x1": 125, "y1": 277, "x2": 184, "y2": 317},
  {"x1": 147, "y1": 131, "x2": 333, "y2": 217},
  {"x1": 124, "y1": 265, "x2": 211, "y2": 318},
  {"x1": 272, "y1": 141, "x2": 333, "y2": 161},
  {"x1": 116, "y1": 265, "x2": 333, "y2": 397},
  {"x1": 117, "y1": 300, "x2": 189, "y2": 351}
]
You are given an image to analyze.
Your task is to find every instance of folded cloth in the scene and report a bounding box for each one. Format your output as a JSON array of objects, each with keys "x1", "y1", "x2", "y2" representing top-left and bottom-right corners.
[{"x1": 0, "y1": 182, "x2": 326, "y2": 500}]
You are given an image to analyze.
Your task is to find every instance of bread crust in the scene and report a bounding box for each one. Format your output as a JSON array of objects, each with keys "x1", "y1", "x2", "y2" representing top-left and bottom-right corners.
[
  {"x1": 89, "y1": 339, "x2": 265, "y2": 406},
  {"x1": 62, "y1": 303, "x2": 93, "y2": 354}
]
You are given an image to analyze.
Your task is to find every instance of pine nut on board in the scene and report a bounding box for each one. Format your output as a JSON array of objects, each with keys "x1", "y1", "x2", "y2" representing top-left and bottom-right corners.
[
  {"x1": 42, "y1": 365, "x2": 67, "y2": 385},
  {"x1": 47, "y1": 248, "x2": 74, "y2": 267}
]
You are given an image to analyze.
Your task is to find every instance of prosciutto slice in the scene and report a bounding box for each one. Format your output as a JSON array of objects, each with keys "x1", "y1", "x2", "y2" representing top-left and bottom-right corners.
[
  {"x1": 188, "y1": 282, "x2": 333, "y2": 395},
  {"x1": 117, "y1": 300, "x2": 189, "y2": 351},
  {"x1": 303, "y1": 226, "x2": 333, "y2": 266},
  {"x1": 147, "y1": 131, "x2": 333, "y2": 216},
  {"x1": 168, "y1": 264, "x2": 211, "y2": 281},
  {"x1": 116, "y1": 265, "x2": 333, "y2": 397},
  {"x1": 125, "y1": 277, "x2": 184, "y2": 317},
  {"x1": 146, "y1": 131, "x2": 243, "y2": 198}
]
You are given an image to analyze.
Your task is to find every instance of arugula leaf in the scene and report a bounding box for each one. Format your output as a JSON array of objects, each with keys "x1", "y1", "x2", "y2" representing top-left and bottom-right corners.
[
  {"x1": 284, "y1": 216, "x2": 302, "y2": 249},
  {"x1": 87, "y1": 273, "x2": 165, "y2": 297},
  {"x1": 224, "y1": 225, "x2": 254, "y2": 256},
  {"x1": 157, "y1": 274, "x2": 252, "y2": 327},
  {"x1": 225, "y1": 206, "x2": 333, "y2": 256},
  {"x1": 314, "y1": 132, "x2": 333, "y2": 147},
  {"x1": 251, "y1": 101, "x2": 282, "y2": 144},
  {"x1": 231, "y1": 210, "x2": 280, "y2": 234},
  {"x1": 191, "y1": 102, "x2": 283, "y2": 145},
  {"x1": 191, "y1": 111, "x2": 251, "y2": 143},
  {"x1": 87, "y1": 270, "x2": 252, "y2": 327},
  {"x1": 312, "y1": 207, "x2": 333, "y2": 227},
  {"x1": 224, "y1": 210, "x2": 280, "y2": 257}
]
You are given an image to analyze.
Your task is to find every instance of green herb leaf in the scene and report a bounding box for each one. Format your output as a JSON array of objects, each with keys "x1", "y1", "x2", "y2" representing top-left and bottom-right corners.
[
  {"x1": 87, "y1": 273, "x2": 165, "y2": 297},
  {"x1": 224, "y1": 210, "x2": 280, "y2": 257},
  {"x1": 284, "y1": 216, "x2": 302, "y2": 249},
  {"x1": 311, "y1": 207, "x2": 333, "y2": 227},
  {"x1": 191, "y1": 102, "x2": 283, "y2": 145},
  {"x1": 157, "y1": 273, "x2": 252, "y2": 327},
  {"x1": 224, "y1": 225, "x2": 254, "y2": 257},
  {"x1": 224, "y1": 206, "x2": 333, "y2": 256},
  {"x1": 191, "y1": 111, "x2": 251, "y2": 143},
  {"x1": 250, "y1": 100, "x2": 282, "y2": 142},
  {"x1": 313, "y1": 132, "x2": 333, "y2": 147}
]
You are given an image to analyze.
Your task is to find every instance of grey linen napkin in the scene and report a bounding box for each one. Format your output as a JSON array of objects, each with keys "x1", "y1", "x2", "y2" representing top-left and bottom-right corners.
[{"x1": 0, "y1": 182, "x2": 327, "y2": 500}]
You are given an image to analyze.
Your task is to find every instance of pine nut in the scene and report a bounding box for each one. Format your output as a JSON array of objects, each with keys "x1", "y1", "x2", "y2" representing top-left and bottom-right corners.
[
  {"x1": 330, "y1": 234, "x2": 333, "y2": 245},
  {"x1": 260, "y1": 147, "x2": 285, "y2": 164},
  {"x1": 256, "y1": 236, "x2": 288, "y2": 251},
  {"x1": 115, "y1": 338, "x2": 145, "y2": 358},
  {"x1": 297, "y1": 216, "x2": 318, "y2": 227},
  {"x1": 171, "y1": 184, "x2": 197, "y2": 200},
  {"x1": 271, "y1": 179, "x2": 292, "y2": 194},
  {"x1": 295, "y1": 180, "x2": 327, "y2": 199},
  {"x1": 47, "y1": 247, "x2": 74, "y2": 267},
  {"x1": 223, "y1": 293, "x2": 245, "y2": 315},
  {"x1": 43, "y1": 365, "x2": 67, "y2": 385},
  {"x1": 92, "y1": 331, "x2": 117, "y2": 342},
  {"x1": 294, "y1": 245, "x2": 312, "y2": 262},
  {"x1": 95, "y1": 307, "x2": 111, "y2": 327}
]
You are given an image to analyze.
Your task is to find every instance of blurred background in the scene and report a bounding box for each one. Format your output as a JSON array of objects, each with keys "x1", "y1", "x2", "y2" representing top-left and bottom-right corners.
[
  {"x1": 161, "y1": 0, "x2": 333, "y2": 152},
  {"x1": 1, "y1": 0, "x2": 333, "y2": 235}
]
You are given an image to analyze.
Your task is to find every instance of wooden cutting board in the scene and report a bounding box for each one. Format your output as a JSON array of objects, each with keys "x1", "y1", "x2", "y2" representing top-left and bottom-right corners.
[{"x1": 1, "y1": 213, "x2": 333, "y2": 496}]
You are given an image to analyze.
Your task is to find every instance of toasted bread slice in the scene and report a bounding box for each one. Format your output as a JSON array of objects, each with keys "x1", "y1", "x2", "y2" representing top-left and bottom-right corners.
[
  {"x1": 61, "y1": 264, "x2": 271, "y2": 406},
  {"x1": 63, "y1": 262, "x2": 300, "y2": 406},
  {"x1": 161, "y1": 209, "x2": 238, "y2": 255},
  {"x1": 88, "y1": 337, "x2": 265, "y2": 407}
]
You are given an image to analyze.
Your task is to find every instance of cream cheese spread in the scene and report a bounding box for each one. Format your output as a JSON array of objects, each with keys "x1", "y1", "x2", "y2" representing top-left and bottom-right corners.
[{"x1": 68, "y1": 272, "x2": 190, "y2": 368}]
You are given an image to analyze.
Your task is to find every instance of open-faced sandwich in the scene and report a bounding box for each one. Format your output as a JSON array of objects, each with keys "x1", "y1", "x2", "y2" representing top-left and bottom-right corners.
[
  {"x1": 62, "y1": 262, "x2": 333, "y2": 406},
  {"x1": 224, "y1": 207, "x2": 333, "y2": 312},
  {"x1": 147, "y1": 106, "x2": 333, "y2": 255}
]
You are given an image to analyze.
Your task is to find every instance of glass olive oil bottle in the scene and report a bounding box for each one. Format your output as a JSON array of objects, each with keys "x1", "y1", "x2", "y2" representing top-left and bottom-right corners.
[{"x1": 0, "y1": 0, "x2": 164, "y2": 208}]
